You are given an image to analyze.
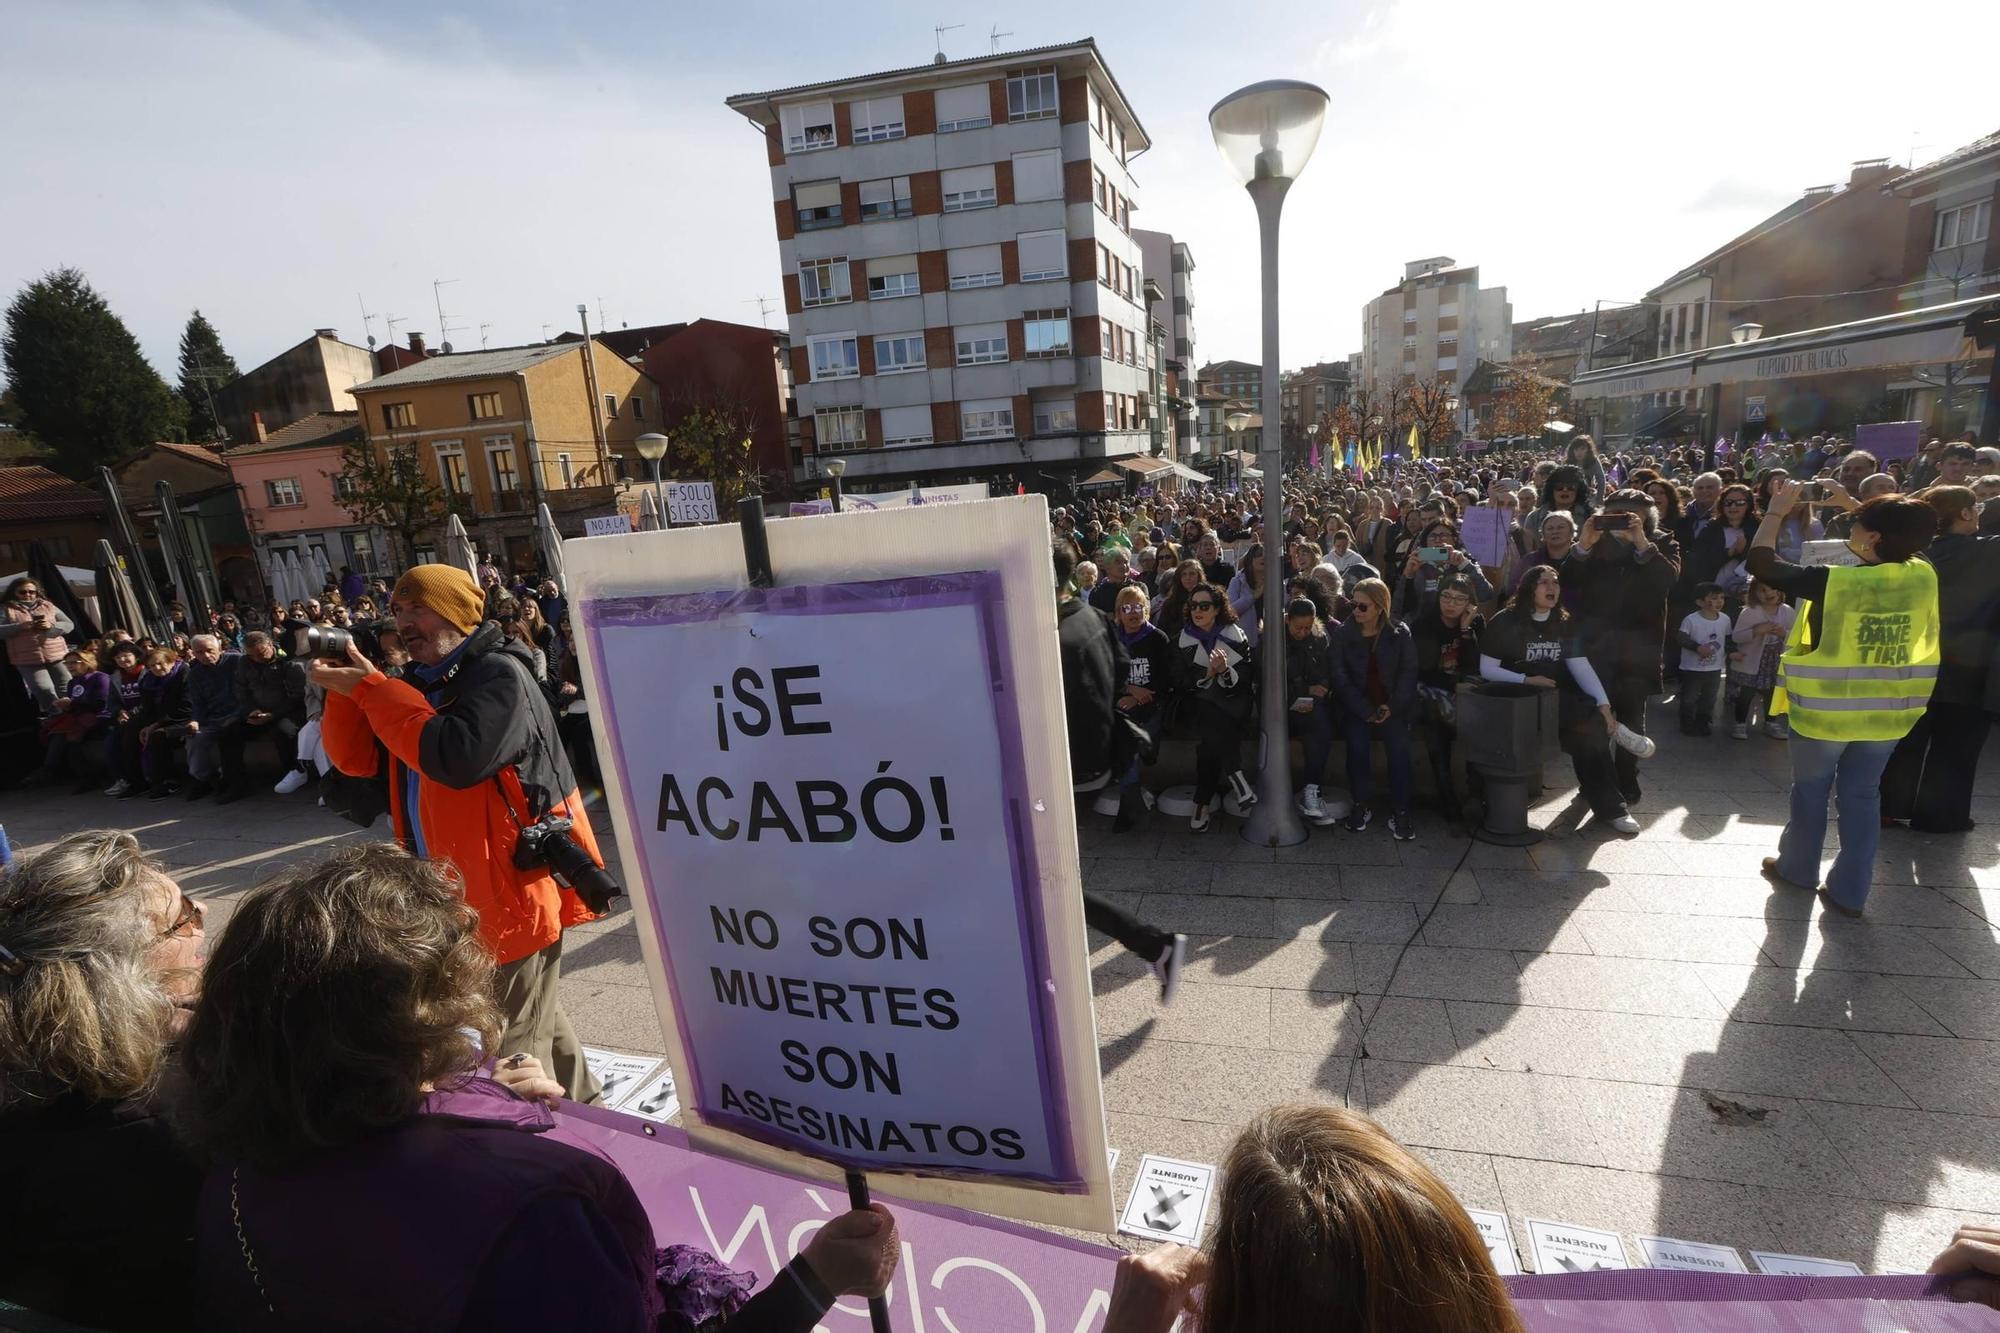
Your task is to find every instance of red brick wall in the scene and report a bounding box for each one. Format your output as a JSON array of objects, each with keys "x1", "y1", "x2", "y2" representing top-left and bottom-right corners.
[
  {"x1": 994, "y1": 159, "x2": 1014, "y2": 207},
  {"x1": 864, "y1": 409, "x2": 883, "y2": 448},
  {"x1": 905, "y1": 89, "x2": 936, "y2": 136},
  {"x1": 1059, "y1": 74, "x2": 1089, "y2": 125},
  {"x1": 931, "y1": 400, "x2": 958, "y2": 444},
  {"x1": 1074, "y1": 317, "x2": 1101, "y2": 358},
  {"x1": 636, "y1": 319, "x2": 797, "y2": 489},
  {"x1": 840, "y1": 181, "x2": 862, "y2": 225},
  {"x1": 1012, "y1": 394, "x2": 1033, "y2": 437},
  {"x1": 1006, "y1": 319, "x2": 1026, "y2": 362},
  {"x1": 774, "y1": 198, "x2": 796, "y2": 242},
  {"x1": 1000, "y1": 241, "x2": 1020, "y2": 286},
  {"x1": 788, "y1": 344, "x2": 809, "y2": 386},
  {"x1": 857, "y1": 336, "x2": 876, "y2": 377},
  {"x1": 924, "y1": 327, "x2": 954, "y2": 369},
  {"x1": 847, "y1": 261, "x2": 867, "y2": 304},
  {"x1": 1064, "y1": 158, "x2": 1093, "y2": 205},
  {"x1": 1077, "y1": 391, "x2": 1106, "y2": 431},
  {"x1": 782, "y1": 273, "x2": 802, "y2": 315},
  {"x1": 832, "y1": 101, "x2": 853, "y2": 147},
  {"x1": 986, "y1": 79, "x2": 1008, "y2": 127},
  {"x1": 1069, "y1": 237, "x2": 1097, "y2": 283},
  {"x1": 911, "y1": 170, "x2": 943, "y2": 216},
  {"x1": 764, "y1": 126, "x2": 785, "y2": 167},
  {"x1": 917, "y1": 251, "x2": 948, "y2": 295}
]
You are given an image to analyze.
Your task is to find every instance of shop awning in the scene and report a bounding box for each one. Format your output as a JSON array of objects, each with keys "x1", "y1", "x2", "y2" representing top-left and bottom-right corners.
[
  {"x1": 1112, "y1": 455, "x2": 1175, "y2": 477},
  {"x1": 1079, "y1": 468, "x2": 1125, "y2": 489},
  {"x1": 1163, "y1": 461, "x2": 1211, "y2": 482},
  {"x1": 1569, "y1": 295, "x2": 2000, "y2": 400}
]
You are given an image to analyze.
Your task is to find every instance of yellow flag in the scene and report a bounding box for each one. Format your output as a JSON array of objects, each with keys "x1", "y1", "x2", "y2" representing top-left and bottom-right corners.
[{"x1": 1407, "y1": 423, "x2": 1421, "y2": 459}]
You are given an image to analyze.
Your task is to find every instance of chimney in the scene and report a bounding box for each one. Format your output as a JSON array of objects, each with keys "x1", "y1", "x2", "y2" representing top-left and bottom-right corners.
[
  {"x1": 409, "y1": 331, "x2": 427, "y2": 355},
  {"x1": 1850, "y1": 157, "x2": 1893, "y2": 186},
  {"x1": 314, "y1": 327, "x2": 337, "y2": 339},
  {"x1": 251, "y1": 412, "x2": 267, "y2": 444}
]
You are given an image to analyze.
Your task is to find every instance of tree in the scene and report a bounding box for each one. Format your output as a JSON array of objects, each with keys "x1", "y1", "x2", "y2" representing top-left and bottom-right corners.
[
  {"x1": 660, "y1": 388, "x2": 775, "y2": 512},
  {"x1": 177, "y1": 310, "x2": 240, "y2": 443},
  {"x1": 1398, "y1": 374, "x2": 1458, "y2": 452},
  {"x1": 1489, "y1": 361, "x2": 1562, "y2": 439},
  {"x1": 2, "y1": 267, "x2": 186, "y2": 477},
  {"x1": 1330, "y1": 383, "x2": 1382, "y2": 458},
  {"x1": 330, "y1": 439, "x2": 447, "y2": 568}
]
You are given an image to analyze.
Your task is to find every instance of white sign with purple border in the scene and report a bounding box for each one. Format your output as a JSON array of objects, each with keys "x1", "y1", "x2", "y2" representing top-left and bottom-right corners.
[{"x1": 564, "y1": 496, "x2": 1111, "y2": 1230}]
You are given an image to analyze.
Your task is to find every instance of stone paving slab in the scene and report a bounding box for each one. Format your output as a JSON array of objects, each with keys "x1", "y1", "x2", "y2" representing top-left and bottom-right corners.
[{"x1": 4, "y1": 695, "x2": 1995, "y2": 1276}]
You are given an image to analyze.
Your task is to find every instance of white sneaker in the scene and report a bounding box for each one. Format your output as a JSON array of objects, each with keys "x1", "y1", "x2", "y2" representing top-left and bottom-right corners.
[
  {"x1": 1730, "y1": 723, "x2": 1749, "y2": 740},
  {"x1": 103, "y1": 779, "x2": 131, "y2": 797},
  {"x1": 1190, "y1": 801, "x2": 1214, "y2": 834},
  {"x1": 1612, "y1": 723, "x2": 1656, "y2": 759},
  {"x1": 273, "y1": 769, "x2": 310, "y2": 795},
  {"x1": 1226, "y1": 770, "x2": 1258, "y2": 809},
  {"x1": 1298, "y1": 784, "x2": 1327, "y2": 822},
  {"x1": 1151, "y1": 934, "x2": 1188, "y2": 1006},
  {"x1": 1609, "y1": 814, "x2": 1641, "y2": 835}
]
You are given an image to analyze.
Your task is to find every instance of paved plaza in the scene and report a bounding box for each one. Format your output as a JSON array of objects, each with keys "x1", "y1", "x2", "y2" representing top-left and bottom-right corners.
[{"x1": 9, "y1": 697, "x2": 1997, "y2": 1275}]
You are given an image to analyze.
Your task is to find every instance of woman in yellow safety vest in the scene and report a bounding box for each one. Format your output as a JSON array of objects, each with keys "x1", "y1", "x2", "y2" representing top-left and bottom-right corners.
[{"x1": 1746, "y1": 481, "x2": 1940, "y2": 918}]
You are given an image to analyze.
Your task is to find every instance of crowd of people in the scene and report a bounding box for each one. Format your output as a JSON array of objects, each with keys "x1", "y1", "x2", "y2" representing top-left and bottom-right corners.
[
  {"x1": 1054, "y1": 431, "x2": 1998, "y2": 914},
  {"x1": 5, "y1": 561, "x2": 598, "y2": 809}
]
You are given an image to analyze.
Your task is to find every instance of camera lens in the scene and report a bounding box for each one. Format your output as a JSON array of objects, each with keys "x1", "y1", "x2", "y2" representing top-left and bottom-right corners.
[{"x1": 302, "y1": 626, "x2": 353, "y2": 660}]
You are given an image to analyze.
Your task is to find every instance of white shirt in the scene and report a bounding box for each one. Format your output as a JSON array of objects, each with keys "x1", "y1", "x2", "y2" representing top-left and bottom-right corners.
[{"x1": 1679, "y1": 610, "x2": 1732, "y2": 673}]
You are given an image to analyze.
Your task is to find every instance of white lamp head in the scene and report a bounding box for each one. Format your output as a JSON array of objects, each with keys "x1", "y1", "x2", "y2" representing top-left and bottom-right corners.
[
  {"x1": 823, "y1": 458, "x2": 847, "y2": 479},
  {"x1": 634, "y1": 431, "x2": 669, "y2": 462},
  {"x1": 1226, "y1": 410, "x2": 1252, "y2": 432},
  {"x1": 1209, "y1": 80, "x2": 1329, "y2": 185},
  {"x1": 1731, "y1": 322, "x2": 1764, "y2": 345}
]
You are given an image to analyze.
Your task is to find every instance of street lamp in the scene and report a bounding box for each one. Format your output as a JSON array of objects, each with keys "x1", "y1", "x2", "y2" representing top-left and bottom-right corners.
[
  {"x1": 1211, "y1": 77, "x2": 1327, "y2": 848},
  {"x1": 823, "y1": 457, "x2": 846, "y2": 512},
  {"x1": 634, "y1": 432, "x2": 669, "y2": 520},
  {"x1": 1307, "y1": 420, "x2": 1319, "y2": 476},
  {"x1": 1224, "y1": 410, "x2": 1252, "y2": 491},
  {"x1": 1731, "y1": 322, "x2": 1764, "y2": 345}
]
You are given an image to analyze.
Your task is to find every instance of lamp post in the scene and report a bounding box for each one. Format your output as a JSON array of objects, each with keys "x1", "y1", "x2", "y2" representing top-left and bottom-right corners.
[
  {"x1": 1307, "y1": 420, "x2": 1320, "y2": 477},
  {"x1": 823, "y1": 457, "x2": 846, "y2": 512},
  {"x1": 1211, "y1": 78, "x2": 1328, "y2": 848},
  {"x1": 635, "y1": 432, "x2": 669, "y2": 522},
  {"x1": 1224, "y1": 410, "x2": 1251, "y2": 492}
]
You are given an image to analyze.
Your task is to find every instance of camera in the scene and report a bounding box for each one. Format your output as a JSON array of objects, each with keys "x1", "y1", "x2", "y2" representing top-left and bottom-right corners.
[
  {"x1": 297, "y1": 625, "x2": 354, "y2": 661},
  {"x1": 514, "y1": 815, "x2": 623, "y2": 915}
]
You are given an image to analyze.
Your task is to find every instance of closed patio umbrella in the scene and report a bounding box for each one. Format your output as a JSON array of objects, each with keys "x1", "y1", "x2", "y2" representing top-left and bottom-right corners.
[
  {"x1": 535, "y1": 502, "x2": 565, "y2": 583},
  {"x1": 443, "y1": 513, "x2": 479, "y2": 583},
  {"x1": 94, "y1": 539, "x2": 147, "y2": 639},
  {"x1": 637, "y1": 489, "x2": 662, "y2": 532}
]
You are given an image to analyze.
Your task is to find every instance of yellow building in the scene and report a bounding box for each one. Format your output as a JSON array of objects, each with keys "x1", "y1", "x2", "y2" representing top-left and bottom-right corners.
[{"x1": 348, "y1": 340, "x2": 659, "y2": 571}]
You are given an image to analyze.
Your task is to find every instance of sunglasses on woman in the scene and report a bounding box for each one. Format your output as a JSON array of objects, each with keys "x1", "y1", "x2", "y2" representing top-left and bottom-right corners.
[{"x1": 1189, "y1": 600, "x2": 1217, "y2": 611}]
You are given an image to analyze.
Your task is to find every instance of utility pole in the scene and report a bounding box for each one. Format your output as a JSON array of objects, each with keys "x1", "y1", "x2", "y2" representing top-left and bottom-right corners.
[{"x1": 577, "y1": 303, "x2": 609, "y2": 481}]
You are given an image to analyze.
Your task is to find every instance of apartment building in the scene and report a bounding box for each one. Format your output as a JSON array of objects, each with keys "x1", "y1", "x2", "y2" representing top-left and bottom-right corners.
[
  {"x1": 726, "y1": 40, "x2": 1155, "y2": 492},
  {"x1": 347, "y1": 341, "x2": 659, "y2": 570},
  {"x1": 1135, "y1": 228, "x2": 1197, "y2": 460},
  {"x1": 1359, "y1": 258, "x2": 1511, "y2": 402}
]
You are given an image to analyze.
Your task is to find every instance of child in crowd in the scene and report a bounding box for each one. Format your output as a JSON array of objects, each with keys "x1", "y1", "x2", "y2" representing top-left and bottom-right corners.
[
  {"x1": 1676, "y1": 582, "x2": 1731, "y2": 736},
  {"x1": 1729, "y1": 578, "x2": 1795, "y2": 739}
]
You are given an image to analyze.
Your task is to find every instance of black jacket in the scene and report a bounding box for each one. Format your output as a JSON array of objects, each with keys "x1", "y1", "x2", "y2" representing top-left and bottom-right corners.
[
  {"x1": 1283, "y1": 627, "x2": 1332, "y2": 702},
  {"x1": 1328, "y1": 619, "x2": 1418, "y2": 720},
  {"x1": 1057, "y1": 598, "x2": 1124, "y2": 784},
  {"x1": 1411, "y1": 606, "x2": 1484, "y2": 692},
  {"x1": 1926, "y1": 533, "x2": 2000, "y2": 711},
  {"x1": 233, "y1": 653, "x2": 307, "y2": 722},
  {"x1": 1562, "y1": 535, "x2": 1680, "y2": 693},
  {"x1": 1114, "y1": 622, "x2": 1177, "y2": 724},
  {"x1": 414, "y1": 630, "x2": 579, "y2": 822}
]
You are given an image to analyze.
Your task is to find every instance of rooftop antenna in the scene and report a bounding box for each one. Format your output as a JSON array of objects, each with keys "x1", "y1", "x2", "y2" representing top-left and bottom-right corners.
[
  {"x1": 385, "y1": 312, "x2": 407, "y2": 346},
  {"x1": 743, "y1": 296, "x2": 777, "y2": 328},
  {"x1": 597, "y1": 297, "x2": 608, "y2": 330},
  {"x1": 541, "y1": 324, "x2": 554, "y2": 342},
  {"x1": 988, "y1": 24, "x2": 1011, "y2": 53},
  {"x1": 356, "y1": 293, "x2": 380, "y2": 349},
  {"x1": 479, "y1": 322, "x2": 494, "y2": 350},
  {"x1": 432, "y1": 278, "x2": 460, "y2": 351},
  {"x1": 933, "y1": 22, "x2": 962, "y2": 60}
]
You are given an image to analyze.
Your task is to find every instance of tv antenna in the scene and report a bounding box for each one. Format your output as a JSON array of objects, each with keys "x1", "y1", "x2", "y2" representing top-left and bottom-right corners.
[
  {"x1": 988, "y1": 24, "x2": 1011, "y2": 52},
  {"x1": 432, "y1": 278, "x2": 461, "y2": 351},
  {"x1": 597, "y1": 297, "x2": 608, "y2": 330},
  {"x1": 385, "y1": 312, "x2": 407, "y2": 346},
  {"x1": 933, "y1": 22, "x2": 962, "y2": 58},
  {"x1": 479, "y1": 322, "x2": 494, "y2": 349},
  {"x1": 743, "y1": 296, "x2": 777, "y2": 328},
  {"x1": 541, "y1": 324, "x2": 554, "y2": 342},
  {"x1": 356, "y1": 293, "x2": 380, "y2": 348}
]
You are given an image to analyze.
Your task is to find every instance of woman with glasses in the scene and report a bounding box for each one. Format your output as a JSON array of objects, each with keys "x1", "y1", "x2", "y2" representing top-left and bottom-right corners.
[
  {"x1": 1154, "y1": 557, "x2": 1208, "y2": 639},
  {"x1": 1176, "y1": 583, "x2": 1257, "y2": 832},
  {"x1": 0, "y1": 831, "x2": 208, "y2": 1330},
  {"x1": 32, "y1": 647, "x2": 113, "y2": 790},
  {"x1": 3, "y1": 576, "x2": 75, "y2": 715},
  {"x1": 1686, "y1": 483, "x2": 1760, "y2": 612},
  {"x1": 1328, "y1": 578, "x2": 1419, "y2": 839},
  {"x1": 1480, "y1": 566, "x2": 1640, "y2": 835},
  {"x1": 1112, "y1": 585, "x2": 1176, "y2": 831}
]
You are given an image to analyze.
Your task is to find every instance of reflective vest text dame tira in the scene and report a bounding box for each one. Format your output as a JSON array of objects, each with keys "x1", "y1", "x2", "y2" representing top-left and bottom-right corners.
[{"x1": 1777, "y1": 561, "x2": 1940, "y2": 742}]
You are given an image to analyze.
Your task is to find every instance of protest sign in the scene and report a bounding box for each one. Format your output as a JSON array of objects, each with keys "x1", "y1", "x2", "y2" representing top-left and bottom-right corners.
[
  {"x1": 1638, "y1": 1235, "x2": 1748, "y2": 1273},
  {"x1": 1117, "y1": 1155, "x2": 1217, "y2": 1245},
  {"x1": 586, "y1": 1048, "x2": 662, "y2": 1108},
  {"x1": 1801, "y1": 540, "x2": 1861, "y2": 568},
  {"x1": 1753, "y1": 1252, "x2": 1866, "y2": 1278},
  {"x1": 584, "y1": 513, "x2": 632, "y2": 537},
  {"x1": 1527, "y1": 1218, "x2": 1631, "y2": 1273},
  {"x1": 564, "y1": 497, "x2": 1110, "y2": 1230},
  {"x1": 789, "y1": 482, "x2": 989, "y2": 516},
  {"x1": 1466, "y1": 1208, "x2": 1523, "y2": 1276},
  {"x1": 1461, "y1": 505, "x2": 1514, "y2": 568},
  {"x1": 621, "y1": 1067, "x2": 682, "y2": 1124},
  {"x1": 666, "y1": 480, "x2": 721, "y2": 525},
  {"x1": 1855, "y1": 420, "x2": 1925, "y2": 463}
]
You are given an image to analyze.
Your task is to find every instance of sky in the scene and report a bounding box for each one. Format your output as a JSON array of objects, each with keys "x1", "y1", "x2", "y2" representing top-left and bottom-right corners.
[{"x1": 3, "y1": 0, "x2": 1995, "y2": 383}]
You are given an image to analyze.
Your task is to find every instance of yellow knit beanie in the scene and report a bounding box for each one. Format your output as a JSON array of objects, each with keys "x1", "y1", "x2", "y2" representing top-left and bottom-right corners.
[{"x1": 391, "y1": 565, "x2": 485, "y2": 635}]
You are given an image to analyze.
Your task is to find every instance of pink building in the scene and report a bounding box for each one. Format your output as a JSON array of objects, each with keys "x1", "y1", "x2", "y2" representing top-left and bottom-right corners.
[{"x1": 223, "y1": 411, "x2": 392, "y2": 584}]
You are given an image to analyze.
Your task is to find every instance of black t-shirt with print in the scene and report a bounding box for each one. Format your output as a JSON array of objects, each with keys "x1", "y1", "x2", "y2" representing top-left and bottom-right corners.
[{"x1": 1482, "y1": 607, "x2": 1576, "y2": 684}]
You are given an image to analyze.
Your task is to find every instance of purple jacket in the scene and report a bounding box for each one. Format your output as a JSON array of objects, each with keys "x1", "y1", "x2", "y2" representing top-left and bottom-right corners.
[{"x1": 197, "y1": 1078, "x2": 659, "y2": 1332}]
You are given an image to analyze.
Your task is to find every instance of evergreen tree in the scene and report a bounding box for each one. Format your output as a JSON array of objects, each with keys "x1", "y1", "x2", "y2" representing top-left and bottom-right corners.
[
  {"x1": 1, "y1": 267, "x2": 186, "y2": 478},
  {"x1": 177, "y1": 309, "x2": 240, "y2": 443}
]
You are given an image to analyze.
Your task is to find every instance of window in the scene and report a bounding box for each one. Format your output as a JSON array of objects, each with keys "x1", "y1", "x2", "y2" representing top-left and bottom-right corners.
[
  {"x1": 809, "y1": 333, "x2": 859, "y2": 381},
  {"x1": 1017, "y1": 229, "x2": 1066, "y2": 282},
  {"x1": 948, "y1": 244, "x2": 1003, "y2": 289},
  {"x1": 1024, "y1": 308, "x2": 1070, "y2": 357},
  {"x1": 1101, "y1": 318, "x2": 1116, "y2": 359},
  {"x1": 435, "y1": 445, "x2": 470, "y2": 496},
  {"x1": 631, "y1": 395, "x2": 646, "y2": 420},
  {"x1": 935, "y1": 83, "x2": 991, "y2": 132},
  {"x1": 487, "y1": 441, "x2": 518, "y2": 493},
  {"x1": 881, "y1": 404, "x2": 932, "y2": 447},
  {"x1": 468, "y1": 391, "x2": 503, "y2": 420},
  {"x1": 333, "y1": 474, "x2": 355, "y2": 500},
  {"x1": 1007, "y1": 66, "x2": 1058, "y2": 120},
  {"x1": 1936, "y1": 199, "x2": 1991, "y2": 249},
  {"x1": 1103, "y1": 392, "x2": 1118, "y2": 428},
  {"x1": 265, "y1": 478, "x2": 303, "y2": 507},
  {"x1": 1439, "y1": 302, "x2": 1460, "y2": 318},
  {"x1": 1098, "y1": 244, "x2": 1113, "y2": 287},
  {"x1": 793, "y1": 179, "x2": 842, "y2": 230},
  {"x1": 815, "y1": 407, "x2": 866, "y2": 453},
  {"x1": 955, "y1": 323, "x2": 1007, "y2": 365},
  {"x1": 873, "y1": 334, "x2": 926, "y2": 374},
  {"x1": 859, "y1": 175, "x2": 913, "y2": 220},
  {"x1": 941, "y1": 165, "x2": 997, "y2": 212},
  {"x1": 1012, "y1": 149, "x2": 1061, "y2": 202},
  {"x1": 866, "y1": 254, "x2": 919, "y2": 299},
  {"x1": 800, "y1": 255, "x2": 852, "y2": 306},
  {"x1": 603, "y1": 393, "x2": 619, "y2": 419},
  {"x1": 1033, "y1": 395, "x2": 1076, "y2": 434},
  {"x1": 382, "y1": 402, "x2": 416, "y2": 429},
  {"x1": 961, "y1": 398, "x2": 1015, "y2": 439},
  {"x1": 848, "y1": 95, "x2": 905, "y2": 143},
  {"x1": 781, "y1": 99, "x2": 836, "y2": 152}
]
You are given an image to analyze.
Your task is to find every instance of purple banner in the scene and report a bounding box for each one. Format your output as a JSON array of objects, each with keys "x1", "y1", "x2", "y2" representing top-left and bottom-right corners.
[
  {"x1": 1856, "y1": 419, "x2": 1926, "y2": 463},
  {"x1": 560, "y1": 1105, "x2": 1990, "y2": 1332}
]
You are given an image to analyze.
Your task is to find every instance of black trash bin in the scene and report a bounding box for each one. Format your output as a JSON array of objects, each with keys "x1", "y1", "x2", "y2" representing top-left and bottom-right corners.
[{"x1": 1455, "y1": 681, "x2": 1558, "y2": 846}]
